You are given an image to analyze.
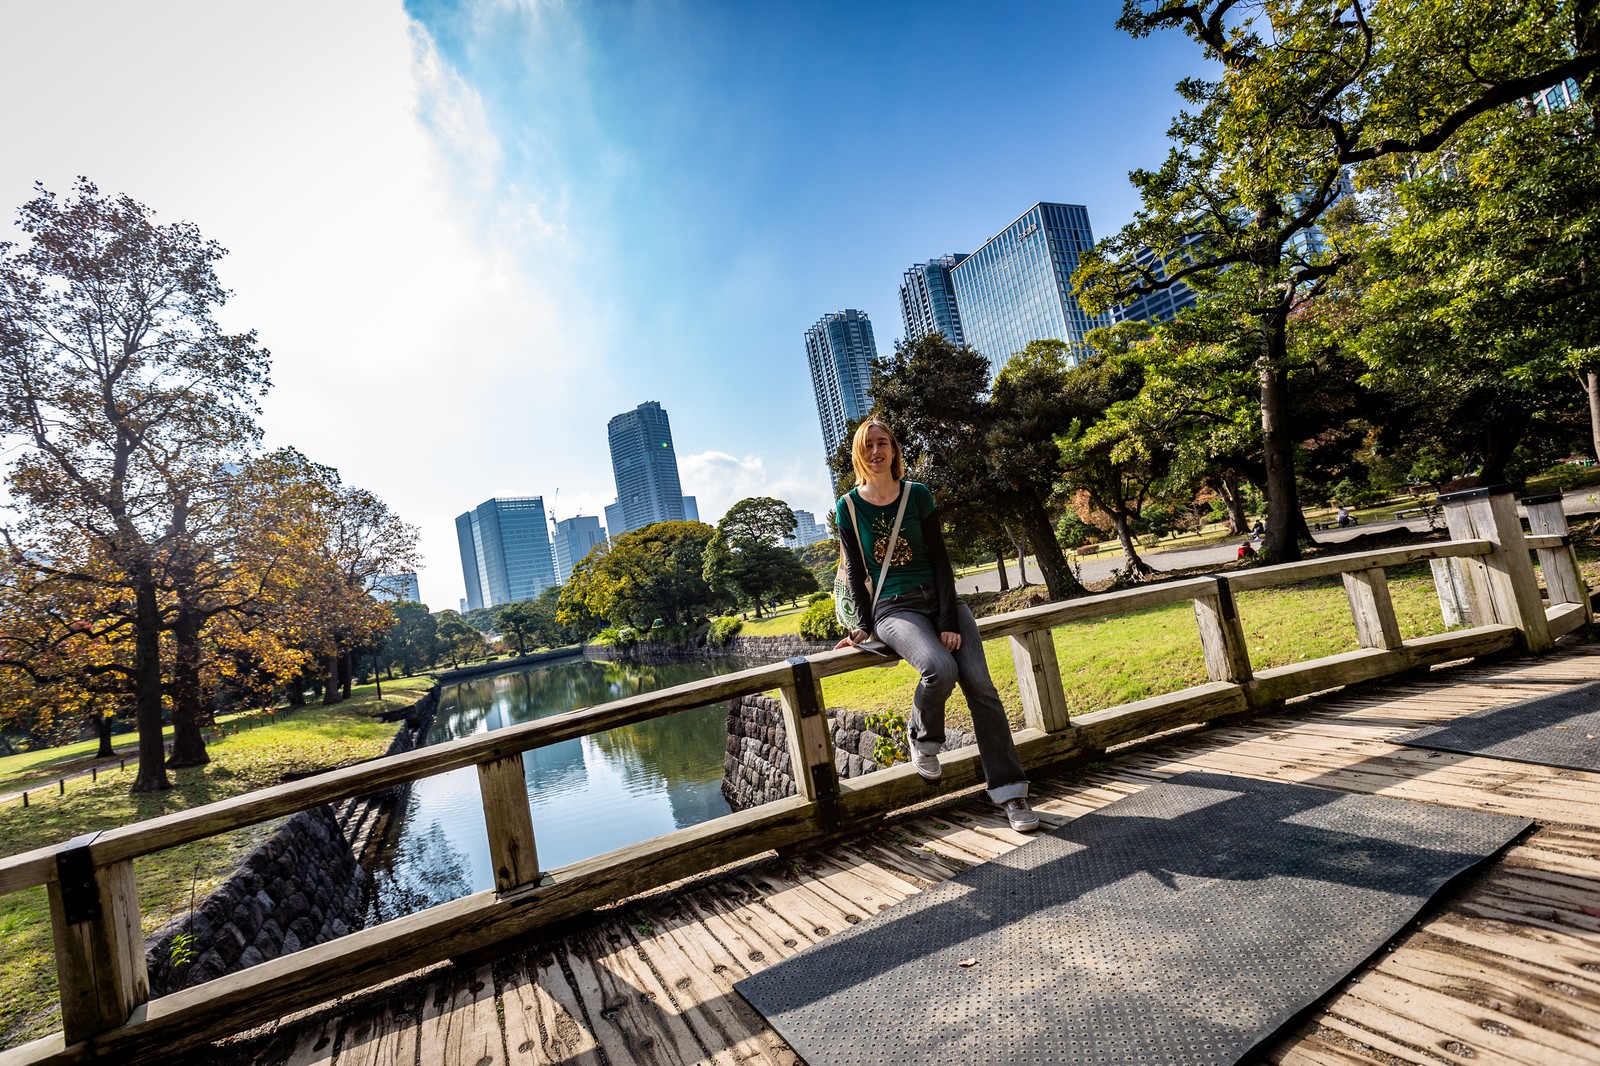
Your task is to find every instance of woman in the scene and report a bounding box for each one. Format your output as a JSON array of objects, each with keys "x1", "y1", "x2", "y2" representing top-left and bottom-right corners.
[{"x1": 833, "y1": 418, "x2": 1039, "y2": 832}]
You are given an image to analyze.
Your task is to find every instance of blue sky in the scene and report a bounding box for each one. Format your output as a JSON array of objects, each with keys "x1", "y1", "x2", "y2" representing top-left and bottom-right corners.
[{"x1": 0, "y1": 1, "x2": 1210, "y2": 609}]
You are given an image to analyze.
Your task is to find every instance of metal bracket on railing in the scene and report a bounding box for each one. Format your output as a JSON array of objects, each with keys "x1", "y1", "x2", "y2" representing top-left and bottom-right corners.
[
  {"x1": 56, "y1": 831, "x2": 103, "y2": 924},
  {"x1": 1209, "y1": 575, "x2": 1239, "y2": 622}
]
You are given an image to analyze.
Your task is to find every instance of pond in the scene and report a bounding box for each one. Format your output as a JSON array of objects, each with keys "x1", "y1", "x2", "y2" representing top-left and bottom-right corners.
[{"x1": 367, "y1": 655, "x2": 745, "y2": 922}]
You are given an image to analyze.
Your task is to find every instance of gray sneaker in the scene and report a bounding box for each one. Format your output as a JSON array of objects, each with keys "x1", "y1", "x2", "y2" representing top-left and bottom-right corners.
[
  {"x1": 908, "y1": 747, "x2": 942, "y2": 781},
  {"x1": 1004, "y1": 798, "x2": 1040, "y2": 832}
]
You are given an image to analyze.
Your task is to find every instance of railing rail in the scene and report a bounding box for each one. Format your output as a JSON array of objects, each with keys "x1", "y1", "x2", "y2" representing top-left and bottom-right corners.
[{"x1": 0, "y1": 486, "x2": 1587, "y2": 1066}]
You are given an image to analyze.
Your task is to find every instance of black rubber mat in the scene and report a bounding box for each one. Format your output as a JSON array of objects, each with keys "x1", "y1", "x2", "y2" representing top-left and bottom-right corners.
[
  {"x1": 736, "y1": 771, "x2": 1528, "y2": 1066},
  {"x1": 1394, "y1": 681, "x2": 1600, "y2": 772}
]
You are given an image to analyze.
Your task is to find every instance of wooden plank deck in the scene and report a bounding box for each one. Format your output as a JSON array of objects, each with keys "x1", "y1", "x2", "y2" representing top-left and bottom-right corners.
[{"x1": 209, "y1": 646, "x2": 1600, "y2": 1066}]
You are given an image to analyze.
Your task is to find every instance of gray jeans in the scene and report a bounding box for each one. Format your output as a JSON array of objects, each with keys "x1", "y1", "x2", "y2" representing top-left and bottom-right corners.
[{"x1": 874, "y1": 585, "x2": 1029, "y2": 803}]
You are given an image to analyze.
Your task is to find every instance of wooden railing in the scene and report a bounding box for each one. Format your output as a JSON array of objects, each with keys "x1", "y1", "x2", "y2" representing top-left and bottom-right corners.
[{"x1": 0, "y1": 487, "x2": 1588, "y2": 1066}]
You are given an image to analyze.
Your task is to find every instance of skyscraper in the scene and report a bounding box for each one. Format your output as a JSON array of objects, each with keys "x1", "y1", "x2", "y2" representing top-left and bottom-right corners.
[
  {"x1": 805, "y1": 309, "x2": 877, "y2": 462},
  {"x1": 455, "y1": 497, "x2": 557, "y2": 610},
  {"x1": 608, "y1": 401, "x2": 686, "y2": 537},
  {"x1": 950, "y1": 202, "x2": 1109, "y2": 374},
  {"x1": 552, "y1": 515, "x2": 607, "y2": 584},
  {"x1": 899, "y1": 255, "x2": 969, "y2": 344}
]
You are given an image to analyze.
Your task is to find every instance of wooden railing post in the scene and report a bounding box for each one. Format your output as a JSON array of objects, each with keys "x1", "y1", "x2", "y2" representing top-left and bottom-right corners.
[
  {"x1": 1428, "y1": 557, "x2": 1476, "y2": 627},
  {"x1": 1342, "y1": 567, "x2": 1402, "y2": 650},
  {"x1": 1193, "y1": 577, "x2": 1252, "y2": 686},
  {"x1": 477, "y1": 755, "x2": 540, "y2": 893},
  {"x1": 1440, "y1": 486, "x2": 1552, "y2": 653},
  {"x1": 778, "y1": 657, "x2": 839, "y2": 812},
  {"x1": 1011, "y1": 628, "x2": 1071, "y2": 733},
  {"x1": 1522, "y1": 493, "x2": 1592, "y2": 623},
  {"x1": 49, "y1": 835, "x2": 148, "y2": 1042}
]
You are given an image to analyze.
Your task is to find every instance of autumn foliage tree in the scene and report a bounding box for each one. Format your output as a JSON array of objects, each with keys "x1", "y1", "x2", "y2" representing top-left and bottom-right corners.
[{"x1": 0, "y1": 179, "x2": 269, "y2": 791}]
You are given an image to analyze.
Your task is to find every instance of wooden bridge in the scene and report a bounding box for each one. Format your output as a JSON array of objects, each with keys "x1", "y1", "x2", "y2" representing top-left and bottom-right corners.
[{"x1": 0, "y1": 486, "x2": 1593, "y2": 1066}]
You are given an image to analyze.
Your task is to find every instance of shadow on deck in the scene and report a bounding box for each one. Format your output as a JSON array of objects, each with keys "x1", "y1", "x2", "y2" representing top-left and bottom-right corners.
[{"x1": 203, "y1": 643, "x2": 1600, "y2": 1066}]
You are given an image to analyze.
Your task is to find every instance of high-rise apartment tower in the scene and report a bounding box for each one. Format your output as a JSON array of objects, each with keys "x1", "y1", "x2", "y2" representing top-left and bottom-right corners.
[
  {"x1": 456, "y1": 497, "x2": 557, "y2": 610},
  {"x1": 899, "y1": 254, "x2": 969, "y2": 345},
  {"x1": 804, "y1": 309, "x2": 877, "y2": 463},
  {"x1": 950, "y1": 202, "x2": 1109, "y2": 374},
  {"x1": 608, "y1": 401, "x2": 686, "y2": 538}
]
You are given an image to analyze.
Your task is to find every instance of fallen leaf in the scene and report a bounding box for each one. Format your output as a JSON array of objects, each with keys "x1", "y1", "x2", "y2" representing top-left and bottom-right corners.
[{"x1": 958, "y1": 958, "x2": 977, "y2": 967}]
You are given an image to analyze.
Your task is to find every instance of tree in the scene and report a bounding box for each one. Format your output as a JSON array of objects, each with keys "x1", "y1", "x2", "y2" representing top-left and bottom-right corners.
[
  {"x1": 1336, "y1": 97, "x2": 1600, "y2": 476},
  {"x1": 578, "y1": 521, "x2": 718, "y2": 628},
  {"x1": 717, "y1": 497, "x2": 797, "y2": 546},
  {"x1": 495, "y1": 601, "x2": 541, "y2": 656},
  {"x1": 1078, "y1": 0, "x2": 1600, "y2": 561},
  {"x1": 0, "y1": 179, "x2": 270, "y2": 791},
  {"x1": 868, "y1": 333, "x2": 1086, "y2": 599},
  {"x1": 705, "y1": 498, "x2": 816, "y2": 616},
  {"x1": 384, "y1": 601, "x2": 438, "y2": 676},
  {"x1": 434, "y1": 612, "x2": 482, "y2": 667}
]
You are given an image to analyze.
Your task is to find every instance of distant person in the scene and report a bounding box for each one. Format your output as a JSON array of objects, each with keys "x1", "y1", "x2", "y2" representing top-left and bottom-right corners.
[
  {"x1": 834, "y1": 417, "x2": 1039, "y2": 832},
  {"x1": 1237, "y1": 542, "x2": 1256, "y2": 560},
  {"x1": 1336, "y1": 505, "x2": 1352, "y2": 528},
  {"x1": 1251, "y1": 519, "x2": 1265, "y2": 540}
]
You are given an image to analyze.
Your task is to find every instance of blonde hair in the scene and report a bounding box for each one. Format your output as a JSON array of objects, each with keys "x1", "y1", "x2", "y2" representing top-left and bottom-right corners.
[{"x1": 850, "y1": 418, "x2": 905, "y2": 485}]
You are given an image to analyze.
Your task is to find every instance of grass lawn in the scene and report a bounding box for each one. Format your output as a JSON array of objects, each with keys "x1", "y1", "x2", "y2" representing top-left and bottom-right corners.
[
  {"x1": 0, "y1": 675, "x2": 435, "y2": 1047},
  {"x1": 817, "y1": 562, "x2": 1454, "y2": 731},
  {"x1": 734, "y1": 603, "x2": 812, "y2": 637}
]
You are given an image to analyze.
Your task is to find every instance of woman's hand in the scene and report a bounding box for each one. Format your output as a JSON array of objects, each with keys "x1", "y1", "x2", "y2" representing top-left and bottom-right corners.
[
  {"x1": 834, "y1": 628, "x2": 870, "y2": 650},
  {"x1": 940, "y1": 631, "x2": 961, "y2": 652}
]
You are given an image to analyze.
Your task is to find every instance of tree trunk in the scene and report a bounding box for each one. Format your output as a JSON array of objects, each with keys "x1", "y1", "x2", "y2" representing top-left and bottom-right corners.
[
  {"x1": 285, "y1": 676, "x2": 306, "y2": 707},
  {"x1": 1218, "y1": 471, "x2": 1250, "y2": 535},
  {"x1": 1588, "y1": 372, "x2": 1600, "y2": 464},
  {"x1": 1013, "y1": 531, "x2": 1030, "y2": 586},
  {"x1": 372, "y1": 651, "x2": 383, "y2": 701},
  {"x1": 340, "y1": 651, "x2": 353, "y2": 700},
  {"x1": 1259, "y1": 320, "x2": 1304, "y2": 565},
  {"x1": 322, "y1": 654, "x2": 341, "y2": 705},
  {"x1": 994, "y1": 548, "x2": 1010, "y2": 591},
  {"x1": 129, "y1": 569, "x2": 171, "y2": 793},
  {"x1": 1019, "y1": 502, "x2": 1086, "y2": 599},
  {"x1": 95, "y1": 713, "x2": 114, "y2": 759},
  {"x1": 1111, "y1": 511, "x2": 1152, "y2": 577},
  {"x1": 167, "y1": 603, "x2": 210, "y2": 768}
]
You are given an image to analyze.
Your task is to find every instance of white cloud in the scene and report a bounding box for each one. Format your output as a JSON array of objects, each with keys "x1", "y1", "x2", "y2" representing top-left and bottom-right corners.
[{"x1": 679, "y1": 451, "x2": 834, "y2": 529}]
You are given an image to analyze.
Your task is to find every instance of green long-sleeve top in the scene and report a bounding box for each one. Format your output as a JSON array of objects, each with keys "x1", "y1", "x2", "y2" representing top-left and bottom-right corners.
[{"x1": 834, "y1": 480, "x2": 959, "y2": 635}]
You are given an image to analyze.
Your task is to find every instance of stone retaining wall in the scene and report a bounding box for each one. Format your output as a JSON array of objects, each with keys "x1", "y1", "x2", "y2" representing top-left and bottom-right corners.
[
  {"x1": 145, "y1": 804, "x2": 367, "y2": 996},
  {"x1": 432, "y1": 648, "x2": 582, "y2": 683},
  {"x1": 143, "y1": 685, "x2": 440, "y2": 997},
  {"x1": 586, "y1": 634, "x2": 836, "y2": 665},
  {"x1": 722, "y1": 694, "x2": 977, "y2": 811}
]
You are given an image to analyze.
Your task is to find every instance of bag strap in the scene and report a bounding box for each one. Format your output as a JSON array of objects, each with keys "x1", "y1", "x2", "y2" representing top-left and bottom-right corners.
[{"x1": 843, "y1": 484, "x2": 911, "y2": 622}]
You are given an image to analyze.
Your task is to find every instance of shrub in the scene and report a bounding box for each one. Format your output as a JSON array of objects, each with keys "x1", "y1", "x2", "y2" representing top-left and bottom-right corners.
[
  {"x1": 808, "y1": 590, "x2": 831, "y2": 605},
  {"x1": 708, "y1": 615, "x2": 743, "y2": 646},
  {"x1": 800, "y1": 596, "x2": 844, "y2": 640},
  {"x1": 594, "y1": 626, "x2": 639, "y2": 647}
]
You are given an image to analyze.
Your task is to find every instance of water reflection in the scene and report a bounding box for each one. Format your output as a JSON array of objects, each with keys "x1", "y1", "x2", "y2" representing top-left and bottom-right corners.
[{"x1": 370, "y1": 656, "x2": 742, "y2": 921}]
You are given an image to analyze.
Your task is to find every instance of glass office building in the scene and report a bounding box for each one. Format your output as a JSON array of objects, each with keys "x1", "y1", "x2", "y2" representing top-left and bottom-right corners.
[
  {"x1": 608, "y1": 401, "x2": 686, "y2": 537},
  {"x1": 552, "y1": 515, "x2": 607, "y2": 584},
  {"x1": 899, "y1": 254, "x2": 968, "y2": 345},
  {"x1": 456, "y1": 497, "x2": 557, "y2": 610},
  {"x1": 805, "y1": 309, "x2": 877, "y2": 463},
  {"x1": 950, "y1": 202, "x2": 1109, "y2": 374}
]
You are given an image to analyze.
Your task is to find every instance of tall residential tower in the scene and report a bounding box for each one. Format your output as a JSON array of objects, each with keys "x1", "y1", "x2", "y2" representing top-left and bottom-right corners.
[
  {"x1": 804, "y1": 309, "x2": 877, "y2": 463},
  {"x1": 899, "y1": 254, "x2": 968, "y2": 345},
  {"x1": 607, "y1": 401, "x2": 686, "y2": 538}
]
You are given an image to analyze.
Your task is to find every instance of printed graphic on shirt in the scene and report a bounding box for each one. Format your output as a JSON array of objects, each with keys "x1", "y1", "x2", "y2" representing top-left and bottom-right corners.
[{"x1": 871, "y1": 513, "x2": 914, "y2": 567}]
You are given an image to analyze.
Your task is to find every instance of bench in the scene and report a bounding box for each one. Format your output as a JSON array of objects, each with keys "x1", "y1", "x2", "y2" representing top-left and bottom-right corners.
[
  {"x1": 1309, "y1": 515, "x2": 1359, "y2": 531},
  {"x1": 1395, "y1": 505, "x2": 1442, "y2": 521}
]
